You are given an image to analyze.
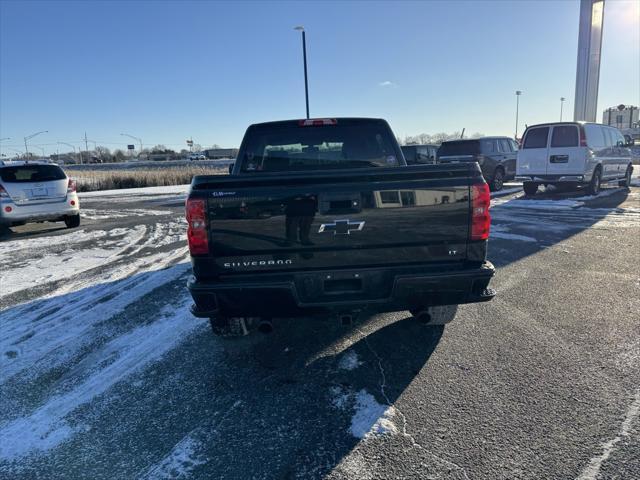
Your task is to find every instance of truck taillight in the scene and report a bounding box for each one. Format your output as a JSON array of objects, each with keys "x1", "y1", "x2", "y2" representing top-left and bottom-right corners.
[
  {"x1": 67, "y1": 179, "x2": 77, "y2": 193},
  {"x1": 0, "y1": 185, "x2": 9, "y2": 198},
  {"x1": 186, "y1": 198, "x2": 209, "y2": 255},
  {"x1": 471, "y1": 183, "x2": 491, "y2": 241},
  {"x1": 579, "y1": 124, "x2": 588, "y2": 147}
]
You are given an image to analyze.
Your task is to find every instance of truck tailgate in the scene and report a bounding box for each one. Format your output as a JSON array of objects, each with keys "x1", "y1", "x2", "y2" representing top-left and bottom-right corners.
[{"x1": 192, "y1": 165, "x2": 475, "y2": 275}]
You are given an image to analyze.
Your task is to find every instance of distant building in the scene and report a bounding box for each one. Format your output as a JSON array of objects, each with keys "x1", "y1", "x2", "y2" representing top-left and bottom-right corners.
[
  {"x1": 602, "y1": 105, "x2": 639, "y2": 129},
  {"x1": 204, "y1": 148, "x2": 238, "y2": 160},
  {"x1": 603, "y1": 105, "x2": 640, "y2": 143}
]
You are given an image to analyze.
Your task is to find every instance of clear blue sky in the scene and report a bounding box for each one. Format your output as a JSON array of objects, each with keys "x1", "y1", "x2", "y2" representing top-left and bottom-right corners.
[{"x1": 1, "y1": 0, "x2": 638, "y2": 155}]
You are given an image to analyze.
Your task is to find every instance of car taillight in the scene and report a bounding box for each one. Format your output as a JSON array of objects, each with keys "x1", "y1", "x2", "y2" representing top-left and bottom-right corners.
[
  {"x1": 0, "y1": 185, "x2": 9, "y2": 198},
  {"x1": 298, "y1": 118, "x2": 337, "y2": 126},
  {"x1": 67, "y1": 179, "x2": 77, "y2": 193},
  {"x1": 579, "y1": 125, "x2": 588, "y2": 147},
  {"x1": 471, "y1": 183, "x2": 491, "y2": 241},
  {"x1": 186, "y1": 198, "x2": 209, "y2": 255}
]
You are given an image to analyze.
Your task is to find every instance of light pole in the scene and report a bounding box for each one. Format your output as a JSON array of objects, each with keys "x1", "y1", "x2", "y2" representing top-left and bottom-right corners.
[
  {"x1": 120, "y1": 133, "x2": 143, "y2": 157},
  {"x1": 514, "y1": 91, "x2": 522, "y2": 139},
  {"x1": 294, "y1": 26, "x2": 310, "y2": 119},
  {"x1": 24, "y1": 130, "x2": 48, "y2": 158},
  {"x1": 35, "y1": 146, "x2": 46, "y2": 158},
  {"x1": 560, "y1": 97, "x2": 566, "y2": 121}
]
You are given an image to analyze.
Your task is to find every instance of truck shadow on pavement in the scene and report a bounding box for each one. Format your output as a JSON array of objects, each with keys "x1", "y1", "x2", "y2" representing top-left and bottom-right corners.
[
  {"x1": 145, "y1": 312, "x2": 447, "y2": 479},
  {"x1": 0, "y1": 264, "x2": 445, "y2": 479}
]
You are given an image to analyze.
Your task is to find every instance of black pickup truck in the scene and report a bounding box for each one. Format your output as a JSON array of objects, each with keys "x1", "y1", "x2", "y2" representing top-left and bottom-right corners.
[{"x1": 186, "y1": 118, "x2": 495, "y2": 334}]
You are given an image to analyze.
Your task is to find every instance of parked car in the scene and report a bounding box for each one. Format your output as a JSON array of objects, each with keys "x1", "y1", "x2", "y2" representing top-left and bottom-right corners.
[
  {"x1": 188, "y1": 153, "x2": 206, "y2": 161},
  {"x1": 436, "y1": 137, "x2": 518, "y2": 191},
  {"x1": 0, "y1": 161, "x2": 80, "y2": 231},
  {"x1": 401, "y1": 144, "x2": 438, "y2": 165},
  {"x1": 186, "y1": 118, "x2": 495, "y2": 336},
  {"x1": 516, "y1": 122, "x2": 634, "y2": 196}
]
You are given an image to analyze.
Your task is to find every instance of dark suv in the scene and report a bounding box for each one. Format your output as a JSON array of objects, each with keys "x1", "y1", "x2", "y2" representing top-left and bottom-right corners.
[
  {"x1": 437, "y1": 137, "x2": 518, "y2": 191},
  {"x1": 401, "y1": 144, "x2": 438, "y2": 165}
]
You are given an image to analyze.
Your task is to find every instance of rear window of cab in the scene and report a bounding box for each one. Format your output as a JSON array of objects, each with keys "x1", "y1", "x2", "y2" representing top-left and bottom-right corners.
[{"x1": 0, "y1": 165, "x2": 66, "y2": 183}]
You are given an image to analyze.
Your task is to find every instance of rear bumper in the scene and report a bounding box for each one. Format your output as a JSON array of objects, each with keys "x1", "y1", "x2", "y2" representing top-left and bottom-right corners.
[
  {"x1": 187, "y1": 261, "x2": 496, "y2": 318},
  {"x1": 515, "y1": 175, "x2": 585, "y2": 183},
  {"x1": 0, "y1": 196, "x2": 79, "y2": 226}
]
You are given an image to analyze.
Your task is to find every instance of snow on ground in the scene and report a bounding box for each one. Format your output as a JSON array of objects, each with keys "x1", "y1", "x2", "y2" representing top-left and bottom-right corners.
[
  {"x1": 140, "y1": 432, "x2": 207, "y2": 480},
  {"x1": 0, "y1": 296, "x2": 205, "y2": 461},
  {"x1": 0, "y1": 218, "x2": 187, "y2": 301},
  {"x1": 81, "y1": 208, "x2": 173, "y2": 220},
  {"x1": 338, "y1": 350, "x2": 363, "y2": 371},
  {"x1": 349, "y1": 390, "x2": 398, "y2": 439},
  {"x1": 79, "y1": 184, "x2": 190, "y2": 198},
  {"x1": 0, "y1": 225, "x2": 147, "y2": 298},
  {"x1": 490, "y1": 224, "x2": 537, "y2": 243},
  {"x1": 490, "y1": 186, "x2": 522, "y2": 198},
  {"x1": 329, "y1": 386, "x2": 398, "y2": 439}
]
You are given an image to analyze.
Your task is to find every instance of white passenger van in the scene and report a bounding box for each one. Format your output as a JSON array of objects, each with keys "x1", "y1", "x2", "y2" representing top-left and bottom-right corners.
[{"x1": 516, "y1": 122, "x2": 634, "y2": 196}]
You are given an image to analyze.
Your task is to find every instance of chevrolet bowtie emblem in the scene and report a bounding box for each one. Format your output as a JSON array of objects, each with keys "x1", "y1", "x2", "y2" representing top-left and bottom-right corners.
[{"x1": 318, "y1": 219, "x2": 365, "y2": 235}]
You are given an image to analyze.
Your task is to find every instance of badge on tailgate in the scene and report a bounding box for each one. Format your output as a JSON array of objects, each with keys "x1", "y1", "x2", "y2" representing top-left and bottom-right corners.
[{"x1": 318, "y1": 219, "x2": 365, "y2": 235}]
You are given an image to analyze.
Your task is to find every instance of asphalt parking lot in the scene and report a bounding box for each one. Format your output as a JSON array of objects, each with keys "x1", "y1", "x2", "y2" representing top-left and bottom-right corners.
[{"x1": 1, "y1": 181, "x2": 639, "y2": 479}]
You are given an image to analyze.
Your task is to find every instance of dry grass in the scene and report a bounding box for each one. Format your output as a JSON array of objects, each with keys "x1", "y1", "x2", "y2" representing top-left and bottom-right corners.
[{"x1": 70, "y1": 165, "x2": 226, "y2": 192}]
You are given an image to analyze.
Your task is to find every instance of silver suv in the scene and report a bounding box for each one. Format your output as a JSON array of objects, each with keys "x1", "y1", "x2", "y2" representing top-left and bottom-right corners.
[{"x1": 0, "y1": 161, "x2": 80, "y2": 231}]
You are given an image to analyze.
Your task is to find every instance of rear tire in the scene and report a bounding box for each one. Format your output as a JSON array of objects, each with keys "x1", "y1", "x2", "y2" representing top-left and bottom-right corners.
[
  {"x1": 523, "y1": 182, "x2": 538, "y2": 196},
  {"x1": 587, "y1": 168, "x2": 601, "y2": 196},
  {"x1": 65, "y1": 214, "x2": 80, "y2": 228},
  {"x1": 619, "y1": 165, "x2": 632, "y2": 188},
  {"x1": 489, "y1": 168, "x2": 504, "y2": 192}
]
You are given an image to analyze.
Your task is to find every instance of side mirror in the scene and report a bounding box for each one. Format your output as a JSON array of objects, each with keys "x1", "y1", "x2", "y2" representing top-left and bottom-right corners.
[{"x1": 228, "y1": 162, "x2": 234, "y2": 175}]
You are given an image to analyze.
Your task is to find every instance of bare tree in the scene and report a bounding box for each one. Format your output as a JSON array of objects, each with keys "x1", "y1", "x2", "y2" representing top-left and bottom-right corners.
[{"x1": 95, "y1": 146, "x2": 111, "y2": 162}]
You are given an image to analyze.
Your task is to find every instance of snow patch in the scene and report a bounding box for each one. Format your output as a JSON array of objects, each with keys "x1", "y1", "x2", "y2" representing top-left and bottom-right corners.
[
  {"x1": 0, "y1": 297, "x2": 204, "y2": 461},
  {"x1": 79, "y1": 184, "x2": 190, "y2": 198},
  {"x1": 338, "y1": 350, "x2": 363, "y2": 371},
  {"x1": 81, "y1": 208, "x2": 173, "y2": 220},
  {"x1": 330, "y1": 386, "x2": 351, "y2": 411},
  {"x1": 578, "y1": 390, "x2": 640, "y2": 480},
  {"x1": 349, "y1": 390, "x2": 398, "y2": 439},
  {"x1": 141, "y1": 433, "x2": 207, "y2": 480}
]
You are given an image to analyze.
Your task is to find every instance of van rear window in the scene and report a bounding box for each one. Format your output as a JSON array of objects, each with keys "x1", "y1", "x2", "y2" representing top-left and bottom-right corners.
[
  {"x1": 0, "y1": 164, "x2": 66, "y2": 183},
  {"x1": 523, "y1": 127, "x2": 549, "y2": 149},
  {"x1": 551, "y1": 126, "x2": 579, "y2": 147}
]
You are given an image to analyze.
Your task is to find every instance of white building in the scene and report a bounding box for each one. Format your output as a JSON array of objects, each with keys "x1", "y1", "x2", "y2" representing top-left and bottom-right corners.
[{"x1": 602, "y1": 105, "x2": 639, "y2": 129}]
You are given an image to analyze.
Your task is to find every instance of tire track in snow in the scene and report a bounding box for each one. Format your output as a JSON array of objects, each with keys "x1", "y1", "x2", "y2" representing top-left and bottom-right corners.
[
  {"x1": 0, "y1": 295, "x2": 206, "y2": 462},
  {"x1": 0, "y1": 250, "x2": 189, "y2": 385}
]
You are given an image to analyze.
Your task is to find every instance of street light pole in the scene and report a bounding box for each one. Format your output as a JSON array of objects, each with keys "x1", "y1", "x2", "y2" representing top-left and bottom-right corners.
[
  {"x1": 294, "y1": 26, "x2": 310, "y2": 119},
  {"x1": 514, "y1": 91, "x2": 522, "y2": 139},
  {"x1": 560, "y1": 97, "x2": 566, "y2": 121},
  {"x1": 24, "y1": 130, "x2": 48, "y2": 158}
]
